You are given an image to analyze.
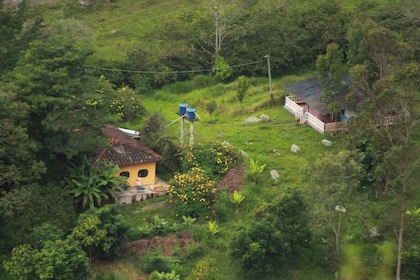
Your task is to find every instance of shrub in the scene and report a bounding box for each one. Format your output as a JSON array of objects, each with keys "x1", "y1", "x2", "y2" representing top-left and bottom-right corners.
[
  {"x1": 139, "y1": 251, "x2": 181, "y2": 274},
  {"x1": 32, "y1": 223, "x2": 65, "y2": 249},
  {"x1": 92, "y1": 271, "x2": 120, "y2": 280},
  {"x1": 161, "y1": 81, "x2": 194, "y2": 94},
  {"x1": 149, "y1": 270, "x2": 181, "y2": 280},
  {"x1": 3, "y1": 239, "x2": 90, "y2": 280},
  {"x1": 191, "y1": 74, "x2": 218, "y2": 89},
  {"x1": 71, "y1": 205, "x2": 129, "y2": 260},
  {"x1": 212, "y1": 188, "x2": 235, "y2": 222},
  {"x1": 230, "y1": 189, "x2": 312, "y2": 276},
  {"x1": 179, "y1": 141, "x2": 240, "y2": 181},
  {"x1": 168, "y1": 167, "x2": 217, "y2": 219},
  {"x1": 186, "y1": 258, "x2": 217, "y2": 280}
]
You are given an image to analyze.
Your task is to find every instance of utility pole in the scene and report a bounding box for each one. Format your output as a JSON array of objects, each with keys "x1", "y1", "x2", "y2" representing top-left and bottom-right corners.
[
  {"x1": 265, "y1": 54, "x2": 274, "y2": 105},
  {"x1": 178, "y1": 104, "x2": 188, "y2": 146},
  {"x1": 189, "y1": 120, "x2": 194, "y2": 146},
  {"x1": 180, "y1": 115, "x2": 185, "y2": 146}
]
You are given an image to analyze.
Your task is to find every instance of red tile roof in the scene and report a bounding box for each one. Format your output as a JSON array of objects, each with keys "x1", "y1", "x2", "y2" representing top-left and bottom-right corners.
[{"x1": 99, "y1": 125, "x2": 164, "y2": 167}]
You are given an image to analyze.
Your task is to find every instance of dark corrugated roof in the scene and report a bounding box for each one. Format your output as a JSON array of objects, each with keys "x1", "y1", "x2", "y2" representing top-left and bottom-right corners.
[
  {"x1": 284, "y1": 77, "x2": 325, "y2": 113},
  {"x1": 99, "y1": 125, "x2": 164, "y2": 167}
]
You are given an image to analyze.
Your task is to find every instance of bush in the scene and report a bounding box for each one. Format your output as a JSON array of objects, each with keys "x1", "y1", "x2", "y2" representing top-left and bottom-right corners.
[
  {"x1": 168, "y1": 167, "x2": 217, "y2": 219},
  {"x1": 32, "y1": 223, "x2": 65, "y2": 249},
  {"x1": 179, "y1": 141, "x2": 240, "y2": 181},
  {"x1": 201, "y1": 83, "x2": 227, "y2": 99},
  {"x1": 191, "y1": 74, "x2": 218, "y2": 89},
  {"x1": 110, "y1": 85, "x2": 145, "y2": 121},
  {"x1": 139, "y1": 251, "x2": 181, "y2": 274},
  {"x1": 212, "y1": 188, "x2": 235, "y2": 222},
  {"x1": 161, "y1": 81, "x2": 194, "y2": 94},
  {"x1": 186, "y1": 258, "x2": 217, "y2": 280},
  {"x1": 230, "y1": 189, "x2": 312, "y2": 276},
  {"x1": 149, "y1": 270, "x2": 181, "y2": 280},
  {"x1": 71, "y1": 205, "x2": 129, "y2": 260},
  {"x1": 3, "y1": 238, "x2": 90, "y2": 280},
  {"x1": 92, "y1": 271, "x2": 120, "y2": 280}
]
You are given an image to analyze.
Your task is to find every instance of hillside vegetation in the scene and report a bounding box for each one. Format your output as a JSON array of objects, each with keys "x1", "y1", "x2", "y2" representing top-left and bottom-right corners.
[{"x1": 1, "y1": 0, "x2": 420, "y2": 279}]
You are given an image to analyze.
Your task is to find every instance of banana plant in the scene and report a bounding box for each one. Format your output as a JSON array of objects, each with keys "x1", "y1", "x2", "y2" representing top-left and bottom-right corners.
[
  {"x1": 181, "y1": 216, "x2": 196, "y2": 229},
  {"x1": 232, "y1": 190, "x2": 245, "y2": 213},
  {"x1": 208, "y1": 220, "x2": 220, "y2": 235},
  {"x1": 67, "y1": 156, "x2": 125, "y2": 209},
  {"x1": 248, "y1": 158, "x2": 267, "y2": 185}
]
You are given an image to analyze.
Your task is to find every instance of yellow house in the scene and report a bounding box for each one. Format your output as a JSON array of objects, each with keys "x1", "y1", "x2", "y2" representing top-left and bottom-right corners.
[{"x1": 100, "y1": 125, "x2": 164, "y2": 188}]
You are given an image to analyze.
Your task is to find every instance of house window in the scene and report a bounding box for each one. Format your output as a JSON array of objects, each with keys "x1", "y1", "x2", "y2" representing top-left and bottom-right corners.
[
  {"x1": 138, "y1": 169, "x2": 148, "y2": 178},
  {"x1": 120, "y1": 171, "x2": 130, "y2": 177}
]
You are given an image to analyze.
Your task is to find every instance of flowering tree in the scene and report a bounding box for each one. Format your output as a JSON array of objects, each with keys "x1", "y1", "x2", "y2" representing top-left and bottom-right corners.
[{"x1": 110, "y1": 86, "x2": 144, "y2": 122}]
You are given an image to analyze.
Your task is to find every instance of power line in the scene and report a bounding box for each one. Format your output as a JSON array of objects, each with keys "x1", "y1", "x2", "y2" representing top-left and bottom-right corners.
[{"x1": 83, "y1": 59, "x2": 265, "y2": 74}]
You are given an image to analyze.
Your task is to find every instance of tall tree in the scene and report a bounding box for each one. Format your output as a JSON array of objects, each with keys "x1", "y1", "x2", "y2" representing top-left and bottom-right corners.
[
  {"x1": 11, "y1": 20, "x2": 119, "y2": 180},
  {"x1": 306, "y1": 150, "x2": 365, "y2": 267},
  {"x1": 346, "y1": 18, "x2": 377, "y2": 67},
  {"x1": 0, "y1": 84, "x2": 44, "y2": 192},
  {"x1": 207, "y1": 0, "x2": 255, "y2": 57},
  {"x1": 0, "y1": 0, "x2": 42, "y2": 77},
  {"x1": 374, "y1": 63, "x2": 420, "y2": 280},
  {"x1": 316, "y1": 43, "x2": 350, "y2": 119}
]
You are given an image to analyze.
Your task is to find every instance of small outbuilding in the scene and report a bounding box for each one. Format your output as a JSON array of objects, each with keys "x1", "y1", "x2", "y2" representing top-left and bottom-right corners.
[{"x1": 284, "y1": 77, "x2": 355, "y2": 133}]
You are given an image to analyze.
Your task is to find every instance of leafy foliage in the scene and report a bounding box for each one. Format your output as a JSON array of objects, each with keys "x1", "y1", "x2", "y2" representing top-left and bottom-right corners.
[
  {"x1": 213, "y1": 56, "x2": 232, "y2": 81},
  {"x1": 11, "y1": 21, "x2": 118, "y2": 172},
  {"x1": 236, "y1": 75, "x2": 249, "y2": 104},
  {"x1": 67, "y1": 157, "x2": 126, "y2": 209},
  {"x1": 0, "y1": 85, "x2": 45, "y2": 191},
  {"x1": 110, "y1": 85, "x2": 145, "y2": 122},
  {"x1": 316, "y1": 43, "x2": 350, "y2": 117},
  {"x1": 32, "y1": 223, "x2": 65, "y2": 250},
  {"x1": 0, "y1": 184, "x2": 76, "y2": 252},
  {"x1": 247, "y1": 157, "x2": 267, "y2": 185},
  {"x1": 168, "y1": 167, "x2": 217, "y2": 219},
  {"x1": 0, "y1": 0, "x2": 41, "y2": 77},
  {"x1": 139, "y1": 251, "x2": 181, "y2": 274},
  {"x1": 71, "y1": 205, "x2": 129, "y2": 260},
  {"x1": 3, "y1": 238, "x2": 90, "y2": 280},
  {"x1": 230, "y1": 189, "x2": 312, "y2": 275},
  {"x1": 149, "y1": 270, "x2": 181, "y2": 280},
  {"x1": 231, "y1": 190, "x2": 245, "y2": 213},
  {"x1": 179, "y1": 141, "x2": 240, "y2": 180},
  {"x1": 139, "y1": 112, "x2": 180, "y2": 175}
]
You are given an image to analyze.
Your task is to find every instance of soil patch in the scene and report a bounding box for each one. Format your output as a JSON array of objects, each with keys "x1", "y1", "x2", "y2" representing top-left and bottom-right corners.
[
  {"x1": 120, "y1": 232, "x2": 197, "y2": 257},
  {"x1": 216, "y1": 167, "x2": 246, "y2": 192}
]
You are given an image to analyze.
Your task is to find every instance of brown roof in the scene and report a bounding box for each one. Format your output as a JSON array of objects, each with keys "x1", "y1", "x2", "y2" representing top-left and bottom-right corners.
[{"x1": 99, "y1": 125, "x2": 164, "y2": 167}]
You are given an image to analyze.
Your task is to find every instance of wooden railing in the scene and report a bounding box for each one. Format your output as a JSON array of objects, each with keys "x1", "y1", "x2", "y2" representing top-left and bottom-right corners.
[
  {"x1": 326, "y1": 121, "x2": 348, "y2": 133},
  {"x1": 284, "y1": 96, "x2": 304, "y2": 119},
  {"x1": 307, "y1": 114, "x2": 325, "y2": 133}
]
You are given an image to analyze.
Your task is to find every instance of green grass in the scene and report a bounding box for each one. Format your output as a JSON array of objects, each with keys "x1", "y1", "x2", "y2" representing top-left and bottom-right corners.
[
  {"x1": 34, "y1": 0, "x2": 396, "y2": 61},
  {"x1": 140, "y1": 74, "x2": 337, "y2": 186}
]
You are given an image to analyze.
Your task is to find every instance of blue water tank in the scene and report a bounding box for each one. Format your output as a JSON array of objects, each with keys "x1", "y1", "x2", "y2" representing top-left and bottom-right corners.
[
  {"x1": 179, "y1": 103, "x2": 188, "y2": 115},
  {"x1": 186, "y1": 108, "x2": 196, "y2": 120}
]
